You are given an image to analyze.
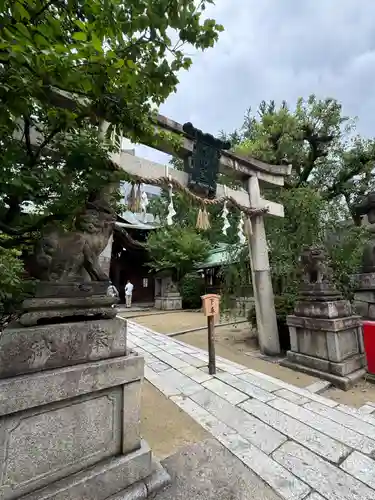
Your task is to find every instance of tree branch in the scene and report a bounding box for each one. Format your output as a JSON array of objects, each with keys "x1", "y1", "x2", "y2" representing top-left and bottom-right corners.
[
  {"x1": 34, "y1": 126, "x2": 63, "y2": 161},
  {"x1": 3, "y1": 196, "x2": 21, "y2": 225},
  {"x1": 23, "y1": 116, "x2": 34, "y2": 159},
  {"x1": 30, "y1": 0, "x2": 57, "y2": 23},
  {"x1": 297, "y1": 130, "x2": 334, "y2": 186},
  {"x1": 0, "y1": 213, "x2": 68, "y2": 236},
  {"x1": 325, "y1": 156, "x2": 371, "y2": 200}
]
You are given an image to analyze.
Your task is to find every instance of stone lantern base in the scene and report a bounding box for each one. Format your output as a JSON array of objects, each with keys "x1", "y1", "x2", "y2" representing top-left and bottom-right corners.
[
  {"x1": 281, "y1": 283, "x2": 367, "y2": 390},
  {"x1": 154, "y1": 276, "x2": 182, "y2": 310},
  {"x1": 155, "y1": 291, "x2": 182, "y2": 310},
  {"x1": 0, "y1": 283, "x2": 170, "y2": 500},
  {"x1": 353, "y1": 272, "x2": 375, "y2": 319}
]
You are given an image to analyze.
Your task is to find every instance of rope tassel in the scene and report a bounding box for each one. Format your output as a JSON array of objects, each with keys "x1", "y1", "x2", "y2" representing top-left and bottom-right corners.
[
  {"x1": 128, "y1": 183, "x2": 136, "y2": 212},
  {"x1": 135, "y1": 183, "x2": 141, "y2": 213},
  {"x1": 196, "y1": 207, "x2": 211, "y2": 230}
]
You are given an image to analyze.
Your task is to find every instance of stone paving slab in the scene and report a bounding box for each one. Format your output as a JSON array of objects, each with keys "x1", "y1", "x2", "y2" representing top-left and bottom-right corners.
[
  {"x1": 215, "y1": 371, "x2": 275, "y2": 402},
  {"x1": 126, "y1": 320, "x2": 375, "y2": 500},
  {"x1": 190, "y1": 388, "x2": 287, "y2": 454},
  {"x1": 269, "y1": 398, "x2": 375, "y2": 455},
  {"x1": 171, "y1": 396, "x2": 308, "y2": 500},
  {"x1": 304, "y1": 402, "x2": 375, "y2": 441},
  {"x1": 273, "y1": 441, "x2": 375, "y2": 500},
  {"x1": 336, "y1": 403, "x2": 375, "y2": 425},
  {"x1": 340, "y1": 451, "x2": 375, "y2": 490},
  {"x1": 201, "y1": 378, "x2": 249, "y2": 405},
  {"x1": 359, "y1": 404, "x2": 375, "y2": 415},
  {"x1": 305, "y1": 380, "x2": 332, "y2": 394},
  {"x1": 273, "y1": 388, "x2": 311, "y2": 405},
  {"x1": 305, "y1": 494, "x2": 326, "y2": 500},
  {"x1": 240, "y1": 398, "x2": 350, "y2": 463}
]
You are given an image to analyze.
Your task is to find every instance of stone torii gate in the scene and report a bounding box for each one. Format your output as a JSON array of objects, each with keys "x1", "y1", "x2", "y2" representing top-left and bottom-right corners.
[
  {"x1": 20, "y1": 109, "x2": 291, "y2": 355},
  {"x1": 109, "y1": 116, "x2": 291, "y2": 356}
]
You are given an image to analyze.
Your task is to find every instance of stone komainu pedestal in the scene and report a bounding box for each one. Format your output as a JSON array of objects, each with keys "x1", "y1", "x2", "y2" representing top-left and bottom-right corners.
[
  {"x1": 154, "y1": 277, "x2": 182, "y2": 311},
  {"x1": 283, "y1": 282, "x2": 366, "y2": 390},
  {"x1": 352, "y1": 193, "x2": 375, "y2": 320},
  {"x1": 353, "y1": 272, "x2": 375, "y2": 320},
  {"x1": 0, "y1": 282, "x2": 169, "y2": 500}
]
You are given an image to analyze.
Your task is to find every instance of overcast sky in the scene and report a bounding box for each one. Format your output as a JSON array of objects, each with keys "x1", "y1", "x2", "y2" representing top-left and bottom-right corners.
[{"x1": 131, "y1": 0, "x2": 375, "y2": 165}]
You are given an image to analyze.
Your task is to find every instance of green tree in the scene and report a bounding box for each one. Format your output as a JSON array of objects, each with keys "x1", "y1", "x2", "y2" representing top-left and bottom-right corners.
[
  {"x1": 232, "y1": 96, "x2": 375, "y2": 223},
  {"x1": 0, "y1": 0, "x2": 223, "y2": 140},
  {"x1": 220, "y1": 97, "x2": 372, "y2": 329},
  {"x1": 0, "y1": 0, "x2": 223, "y2": 238},
  {"x1": 146, "y1": 225, "x2": 210, "y2": 283},
  {"x1": 0, "y1": 0, "x2": 223, "y2": 313}
]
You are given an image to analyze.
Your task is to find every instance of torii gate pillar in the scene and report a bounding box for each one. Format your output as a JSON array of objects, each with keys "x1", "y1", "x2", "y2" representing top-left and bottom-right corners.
[{"x1": 248, "y1": 176, "x2": 280, "y2": 355}]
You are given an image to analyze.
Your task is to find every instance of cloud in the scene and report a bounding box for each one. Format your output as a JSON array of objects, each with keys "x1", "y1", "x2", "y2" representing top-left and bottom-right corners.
[{"x1": 135, "y1": 0, "x2": 375, "y2": 164}]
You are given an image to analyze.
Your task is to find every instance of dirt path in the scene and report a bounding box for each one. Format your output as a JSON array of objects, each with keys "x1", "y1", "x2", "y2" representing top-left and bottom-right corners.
[
  {"x1": 121, "y1": 310, "x2": 246, "y2": 334},
  {"x1": 140, "y1": 381, "x2": 209, "y2": 460}
]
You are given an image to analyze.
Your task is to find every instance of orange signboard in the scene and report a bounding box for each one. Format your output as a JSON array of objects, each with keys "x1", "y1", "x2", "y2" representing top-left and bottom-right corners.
[{"x1": 201, "y1": 294, "x2": 220, "y2": 317}]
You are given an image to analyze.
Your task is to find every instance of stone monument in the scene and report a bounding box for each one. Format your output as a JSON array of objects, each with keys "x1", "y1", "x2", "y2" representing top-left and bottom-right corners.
[
  {"x1": 154, "y1": 276, "x2": 182, "y2": 310},
  {"x1": 282, "y1": 246, "x2": 366, "y2": 390},
  {"x1": 352, "y1": 192, "x2": 375, "y2": 320},
  {"x1": 0, "y1": 192, "x2": 169, "y2": 499}
]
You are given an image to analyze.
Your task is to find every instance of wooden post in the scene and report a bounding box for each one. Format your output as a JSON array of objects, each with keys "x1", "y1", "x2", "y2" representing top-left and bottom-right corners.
[
  {"x1": 201, "y1": 294, "x2": 220, "y2": 375},
  {"x1": 207, "y1": 315, "x2": 216, "y2": 375},
  {"x1": 247, "y1": 176, "x2": 280, "y2": 355}
]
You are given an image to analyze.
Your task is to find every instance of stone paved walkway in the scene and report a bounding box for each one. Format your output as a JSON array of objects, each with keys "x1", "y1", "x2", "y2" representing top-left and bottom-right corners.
[{"x1": 127, "y1": 320, "x2": 375, "y2": 500}]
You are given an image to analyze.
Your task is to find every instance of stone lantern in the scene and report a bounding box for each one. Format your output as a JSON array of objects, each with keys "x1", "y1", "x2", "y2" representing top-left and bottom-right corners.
[{"x1": 282, "y1": 245, "x2": 366, "y2": 390}]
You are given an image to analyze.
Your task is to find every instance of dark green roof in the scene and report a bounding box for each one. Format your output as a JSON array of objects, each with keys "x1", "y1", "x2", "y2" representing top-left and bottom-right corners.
[{"x1": 195, "y1": 242, "x2": 244, "y2": 269}]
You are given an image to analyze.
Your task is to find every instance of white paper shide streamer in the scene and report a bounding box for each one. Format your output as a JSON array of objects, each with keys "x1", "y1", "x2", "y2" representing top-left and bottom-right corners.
[
  {"x1": 166, "y1": 182, "x2": 176, "y2": 226},
  {"x1": 221, "y1": 201, "x2": 230, "y2": 235},
  {"x1": 140, "y1": 189, "x2": 149, "y2": 220},
  {"x1": 237, "y1": 214, "x2": 246, "y2": 244}
]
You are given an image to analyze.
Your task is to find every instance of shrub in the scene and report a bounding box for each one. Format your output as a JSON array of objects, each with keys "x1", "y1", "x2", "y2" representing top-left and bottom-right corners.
[{"x1": 180, "y1": 273, "x2": 205, "y2": 309}]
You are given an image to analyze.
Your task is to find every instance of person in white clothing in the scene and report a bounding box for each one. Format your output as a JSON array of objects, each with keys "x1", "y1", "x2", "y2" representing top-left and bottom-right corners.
[{"x1": 124, "y1": 280, "x2": 134, "y2": 308}]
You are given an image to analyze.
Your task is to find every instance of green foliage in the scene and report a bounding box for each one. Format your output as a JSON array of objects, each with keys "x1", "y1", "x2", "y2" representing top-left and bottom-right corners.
[
  {"x1": 0, "y1": 130, "x2": 121, "y2": 236},
  {"x1": 267, "y1": 187, "x2": 325, "y2": 297},
  {"x1": 248, "y1": 294, "x2": 295, "y2": 330},
  {"x1": 146, "y1": 225, "x2": 211, "y2": 282},
  {"x1": 324, "y1": 204, "x2": 368, "y2": 299},
  {"x1": 267, "y1": 187, "x2": 367, "y2": 311},
  {"x1": 212, "y1": 96, "x2": 373, "y2": 330},
  {"x1": 0, "y1": 245, "x2": 33, "y2": 324},
  {"x1": 0, "y1": 0, "x2": 223, "y2": 144},
  {"x1": 247, "y1": 186, "x2": 367, "y2": 329},
  {"x1": 0, "y1": 0, "x2": 223, "y2": 236},
  {"x1": 0, "y1": 247, "x2": 23, "y2": 302},
  {"x1": 233, "y1": 96, "x2": 375, "y2": 221},
  {"x1": 218, "y1": 245, "x2": 251, "y2": 314},
  {"x1": 180, "y1": 273, "x2": 205, "y2": 309},
  {"x1": 0, "y1": 0, "x2": 223, "y2": 315}
]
